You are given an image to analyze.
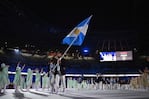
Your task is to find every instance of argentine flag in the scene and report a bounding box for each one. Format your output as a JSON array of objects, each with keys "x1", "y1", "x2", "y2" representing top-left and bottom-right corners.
[{"x1": 62, "y1": 15, "x2": 92, "y2": 46}]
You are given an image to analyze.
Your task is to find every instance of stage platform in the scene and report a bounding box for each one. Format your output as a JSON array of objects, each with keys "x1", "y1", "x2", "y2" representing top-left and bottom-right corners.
[{"x1": 0, "y1": 89, "x2": 149, "y2": 99}]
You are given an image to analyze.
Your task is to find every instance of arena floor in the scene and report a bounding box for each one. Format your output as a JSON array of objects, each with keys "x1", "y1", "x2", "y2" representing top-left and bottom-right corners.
[{"x1": 0, "y1": 89, "x2": 149, "y2": 99}]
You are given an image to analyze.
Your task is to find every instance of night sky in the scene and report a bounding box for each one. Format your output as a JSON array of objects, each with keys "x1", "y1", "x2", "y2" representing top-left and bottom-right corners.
[{"x1": 0, "y1": 0, "x2": 148, "y2": 53}]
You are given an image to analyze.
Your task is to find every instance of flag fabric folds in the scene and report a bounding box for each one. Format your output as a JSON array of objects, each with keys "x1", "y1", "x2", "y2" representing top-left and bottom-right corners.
[{"x1": 62, "y1": 15, "x2": 92, "y2": 46}]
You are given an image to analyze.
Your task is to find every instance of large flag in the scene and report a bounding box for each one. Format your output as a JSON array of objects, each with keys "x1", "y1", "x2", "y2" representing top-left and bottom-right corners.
[{"x1": 62, "y1": 15, "x2": 92, "y2": 46}]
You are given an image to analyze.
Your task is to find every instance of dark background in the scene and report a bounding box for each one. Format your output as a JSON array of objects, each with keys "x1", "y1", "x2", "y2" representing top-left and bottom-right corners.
[{"x1": 0, "y1": 0, "x2": 148, "y2": 54}]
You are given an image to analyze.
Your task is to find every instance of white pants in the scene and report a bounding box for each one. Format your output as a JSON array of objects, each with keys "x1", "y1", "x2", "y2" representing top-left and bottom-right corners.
[
  {"x1": 60, "y1": 75, "x2": 66, "y2": 90},
  {"x1": 49, "y1": 73, "x2": 55, "y2": 93},
  {"x1": 55, "y1": 74, "x2": 60, "y2": 91}
]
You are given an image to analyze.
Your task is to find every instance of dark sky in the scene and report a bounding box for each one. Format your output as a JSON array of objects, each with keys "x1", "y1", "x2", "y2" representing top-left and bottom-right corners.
[{"x1": 0, "y1": 0, "x2": 148, "y2": 53}]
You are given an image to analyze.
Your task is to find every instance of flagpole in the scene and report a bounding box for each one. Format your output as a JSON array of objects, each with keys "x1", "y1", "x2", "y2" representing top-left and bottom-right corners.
[{"x1": 59, "y1": 36, "x2": 78, "y2": 60}]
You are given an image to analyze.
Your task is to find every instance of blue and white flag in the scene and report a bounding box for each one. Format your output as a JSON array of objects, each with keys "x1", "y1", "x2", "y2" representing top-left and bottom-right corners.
[{"x1": 62, "y1": 15, "x2": 92, "y2": 46}]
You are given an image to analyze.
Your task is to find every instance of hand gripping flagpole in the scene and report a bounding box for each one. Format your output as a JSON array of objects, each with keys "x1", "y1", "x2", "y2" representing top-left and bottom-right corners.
[{"x1": 52, "y1": 36, "x2": 77, "y2": 72}]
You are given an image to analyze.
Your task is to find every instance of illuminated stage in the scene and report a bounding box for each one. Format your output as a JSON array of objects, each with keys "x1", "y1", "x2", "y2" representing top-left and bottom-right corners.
[{"x1": 0, "y1": 89, "x2": 149, "y2": 99}]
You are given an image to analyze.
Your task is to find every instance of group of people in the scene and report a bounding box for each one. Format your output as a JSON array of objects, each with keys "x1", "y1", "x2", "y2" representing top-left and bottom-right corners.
[
  {"x1": 0, "y1": 57, "x2": 66, "y2": 94},
  {"x1": 48, "y1": 57, "x2": 66, "y2": 93},
  {"x1": 130, "y1": 67, "x2": 149, "y2": 90}
]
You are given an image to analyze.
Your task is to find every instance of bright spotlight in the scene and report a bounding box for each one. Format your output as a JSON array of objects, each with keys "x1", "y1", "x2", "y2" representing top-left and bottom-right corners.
[
  {"x1": 14, "y1": 49, "x2": 19, "y2": 53},
  {"x1": 82, "y1": 48, "x2": 89, "y2": 55},
  {"x1": 83, "y1": 49, "x2": 89, "y2": 53}
]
